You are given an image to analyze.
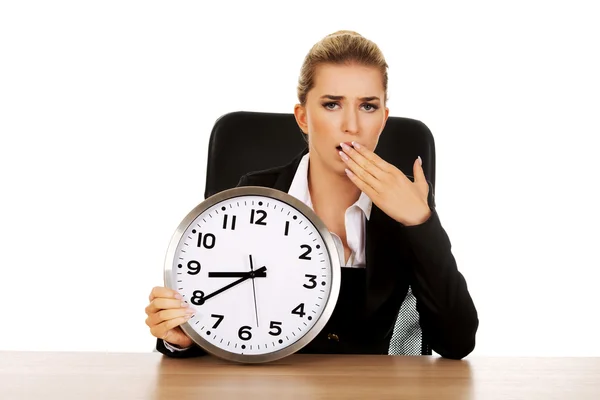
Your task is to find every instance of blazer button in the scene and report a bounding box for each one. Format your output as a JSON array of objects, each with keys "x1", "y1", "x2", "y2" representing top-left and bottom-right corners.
[{"x1": 327, "y1": 333, "x2": 339, "y2": 342}]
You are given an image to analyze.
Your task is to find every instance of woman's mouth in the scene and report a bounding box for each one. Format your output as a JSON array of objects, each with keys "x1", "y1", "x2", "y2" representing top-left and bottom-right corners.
[{"x1": 336, "y1": 142, "x2": 354, "y2": 151}]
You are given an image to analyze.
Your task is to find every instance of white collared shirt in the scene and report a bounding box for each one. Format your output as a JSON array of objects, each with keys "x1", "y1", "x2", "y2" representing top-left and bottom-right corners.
[{"x1": 287, "y1": 153, "x2": 372, "y2": 268}]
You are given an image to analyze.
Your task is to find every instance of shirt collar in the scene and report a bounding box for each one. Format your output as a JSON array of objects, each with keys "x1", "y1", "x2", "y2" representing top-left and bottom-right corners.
[{"x1": 287, "y1": 153, "x2": 372, "y2": 220}]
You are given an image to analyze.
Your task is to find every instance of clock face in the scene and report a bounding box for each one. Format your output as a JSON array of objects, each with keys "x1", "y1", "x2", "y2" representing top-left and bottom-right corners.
[{"x1": 164, "y1": 187, "x2": 341, "y2": 363}]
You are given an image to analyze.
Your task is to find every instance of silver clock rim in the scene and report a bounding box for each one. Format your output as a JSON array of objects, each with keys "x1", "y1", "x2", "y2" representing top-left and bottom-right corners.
[{"x1": 164, "y1": 186, "x2": 342, "y2": 364}]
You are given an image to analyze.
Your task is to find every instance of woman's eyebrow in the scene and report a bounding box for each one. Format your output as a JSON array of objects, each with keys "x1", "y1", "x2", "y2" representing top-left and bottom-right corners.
[{"x1": 320, "y1": 95, "x2": 381, "y2": 102}]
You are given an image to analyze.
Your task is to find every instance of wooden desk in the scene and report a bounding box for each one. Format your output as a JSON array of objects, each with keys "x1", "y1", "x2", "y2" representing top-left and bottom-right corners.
[{"x1": 1, "y1": 352, "x2": 599, "y2": 399}]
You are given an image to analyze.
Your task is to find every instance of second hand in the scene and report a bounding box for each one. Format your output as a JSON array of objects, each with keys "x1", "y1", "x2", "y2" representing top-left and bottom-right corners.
[{"x1": 249, "y1": 254, "x2": 259, "y2": 328}]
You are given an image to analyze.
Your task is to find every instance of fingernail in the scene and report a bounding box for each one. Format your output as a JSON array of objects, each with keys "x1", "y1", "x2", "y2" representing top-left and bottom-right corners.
[
  {"x1": 339, "y1": 151, "x2": 349, "y2": 161},
  {"x1": 174, "y1": 293, "x2": 182, "y2": 300},
  {"x1": 345, "y1": 168, "x2": 354, "y2": 177},
  {"x1": 352, "y1": 141, "x2": 361, "y2": 149},
  {"x1": 181, "y1": 301, "x2": 190, "y2": 308},
  {"x1": 418, "y1": 156, "x2": 422, "y2": 166},
  {"x1": 340, "y1": 142, "x2": 350, "y2": 151},
  {"x1": 185, "y1": 308, "x2": 195, "y2": 314}
]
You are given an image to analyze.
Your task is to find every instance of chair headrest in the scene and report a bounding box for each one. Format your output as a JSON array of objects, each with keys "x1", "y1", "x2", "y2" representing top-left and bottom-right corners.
[{"x1": 204, "y1": 111, "x2": 436, "y2": 199}]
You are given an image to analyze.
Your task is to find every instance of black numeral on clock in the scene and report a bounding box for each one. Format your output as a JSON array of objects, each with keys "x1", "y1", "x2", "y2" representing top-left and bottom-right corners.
[
  {"x1": 269, "y1": 321, "x2": 282, "y2": 336},
  {"x1": 191, "y1": 290, "x2": 205, "y2": 306},
  {"x1": 197, "y1": 233, "x2": 216, "y2": 249},
  {"x1": 187, "y1": 260, "x2": 201, "y2": 275},
  {"x1": 250, "y1": 209, "x2": 267, "y2": 225},
  {"x1": 211, "y1": 314, "x2": 224, "y2": 329},
  {"x1": 303, "y1": 274, "x2": 317, "y2": 289},
  {"x1": 222, "y1": 214, "x2": 237, "y2": 230},
  {"x1": 238, "y1": 326, "x2": 252, "y2": 341},
  {"x1": 299, "y1": 244, "x2": 312, "y2": 260},
  {"x1": 291, "y1": 303, "x2": 306, "y2": 317}
]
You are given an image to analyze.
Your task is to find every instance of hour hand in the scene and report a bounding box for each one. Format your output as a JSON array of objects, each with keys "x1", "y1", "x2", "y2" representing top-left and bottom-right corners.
[{"x1": 209, "y1": 270, "x2": 267, "y2": 278}]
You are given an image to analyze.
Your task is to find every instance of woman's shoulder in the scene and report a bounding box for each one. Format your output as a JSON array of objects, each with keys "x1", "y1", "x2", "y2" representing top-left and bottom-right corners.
[
  {"x1": 236, "y1": 165, "x2": 284, "y2": 188},
  {"x1": 235, "y1": 149, "x2": 307, "y2": 190}
]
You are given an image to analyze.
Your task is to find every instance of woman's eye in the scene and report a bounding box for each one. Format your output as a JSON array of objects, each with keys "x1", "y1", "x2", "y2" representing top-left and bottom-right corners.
[
  {"x1": 362, "y1": 103, "x2": 379, "y2": 111},
  {"x1": 323, "y1": 102, "x2": 338, "y2": 110}
]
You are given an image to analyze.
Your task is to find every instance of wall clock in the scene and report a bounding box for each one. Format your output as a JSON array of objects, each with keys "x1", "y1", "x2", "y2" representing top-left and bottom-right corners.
[{"x1": 164, "y1": 186, "x2": 341, "y2": 363}]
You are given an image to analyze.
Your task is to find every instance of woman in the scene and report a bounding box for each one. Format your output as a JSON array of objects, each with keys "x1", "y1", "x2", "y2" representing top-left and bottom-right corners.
[{"x1": 145, "y1": 30, "x2": 479, "y2": 360}]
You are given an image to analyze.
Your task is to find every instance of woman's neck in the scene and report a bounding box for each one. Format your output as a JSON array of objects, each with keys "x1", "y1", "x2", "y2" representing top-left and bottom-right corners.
[{"x1": 307, "y1": 154, "x2": 361, "y2": 218}]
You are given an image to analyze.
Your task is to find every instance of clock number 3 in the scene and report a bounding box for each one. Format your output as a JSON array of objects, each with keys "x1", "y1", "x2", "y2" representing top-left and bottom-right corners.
[{"x1": 303, "y1": 274, "x2": 317, "y2": 289}]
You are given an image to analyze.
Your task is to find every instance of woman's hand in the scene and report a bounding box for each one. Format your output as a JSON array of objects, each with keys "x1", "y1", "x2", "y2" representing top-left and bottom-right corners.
[
  {"x1": 339, "y1": 141, "x2": 431, "y2": 226},
  {"x1": 145, "y1": 286, "x2": 194, "y2": 348}
]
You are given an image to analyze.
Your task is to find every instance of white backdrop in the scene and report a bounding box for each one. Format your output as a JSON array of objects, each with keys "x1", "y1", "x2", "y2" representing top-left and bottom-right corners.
[{"x1": 1, "y1": 0, "x2": 599, "y2": 356}]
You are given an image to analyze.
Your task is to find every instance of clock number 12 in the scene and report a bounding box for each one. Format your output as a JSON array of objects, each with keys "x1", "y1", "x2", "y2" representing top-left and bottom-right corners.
[{"x1": 250, "y1": 209, "x2": 267, "y2": 225}]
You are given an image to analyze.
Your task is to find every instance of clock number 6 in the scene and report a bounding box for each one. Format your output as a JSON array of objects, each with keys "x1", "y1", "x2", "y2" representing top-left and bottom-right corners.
[{"x1": 238, "y1": 326, "x2": 252, "y2": 341}]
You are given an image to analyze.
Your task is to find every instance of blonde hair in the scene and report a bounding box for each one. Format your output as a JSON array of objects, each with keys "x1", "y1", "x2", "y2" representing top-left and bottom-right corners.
[{"x1": 297, "y1": 30, "x2": 389, "y2": 106}]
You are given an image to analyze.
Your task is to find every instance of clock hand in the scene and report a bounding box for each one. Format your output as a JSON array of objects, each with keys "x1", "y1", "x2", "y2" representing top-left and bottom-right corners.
[
  {"x1": 209, "y1": 271, "x2": 267, "y2": 278},
  {"x1": 200, "y1": 266, "x2": 267, "y2": 304},
  {"x1": 249, "y1": 255, "x2": 259, "y2": 328}
]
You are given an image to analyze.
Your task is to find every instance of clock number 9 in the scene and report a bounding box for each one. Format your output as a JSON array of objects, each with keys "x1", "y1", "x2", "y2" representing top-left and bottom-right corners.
[
  {"x1": 238, "y1": 326, "x2": 252, "y2": 341},
  {"x1": 197, "y1": 232, "x2": 216, "y2": 249},
  {"x1": 187, "y1": 260, "x2": 201, "y2": 275}
]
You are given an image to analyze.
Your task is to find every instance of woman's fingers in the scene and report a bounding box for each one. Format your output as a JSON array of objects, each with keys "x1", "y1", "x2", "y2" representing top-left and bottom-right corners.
[
  {"x1": 149, "y1": 316, "x2": 192, "y2": 341},
  {"x1": 149, "y1": 286, "x2": 181, "y2": 301},
  {"x1": 146, "y1": 307, "x2": 194, "y2": 328},
  {"x1": 145, "y1": 298, "x2": 188, "y2": 315}
]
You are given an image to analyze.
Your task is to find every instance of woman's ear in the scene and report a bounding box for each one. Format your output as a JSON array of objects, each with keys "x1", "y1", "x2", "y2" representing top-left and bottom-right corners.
[{"x1": 293, "y1": 104, "x2": 308, "y2": 135}]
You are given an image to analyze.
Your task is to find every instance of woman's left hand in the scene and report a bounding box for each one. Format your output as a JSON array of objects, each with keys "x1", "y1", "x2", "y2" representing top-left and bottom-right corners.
[{"x1": 339, "y1": 141, "x2": 431, "y2": 226}]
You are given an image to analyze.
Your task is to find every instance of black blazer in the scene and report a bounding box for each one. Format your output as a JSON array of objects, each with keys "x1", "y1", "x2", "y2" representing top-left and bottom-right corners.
[{"x1": 156, "y1": 149, "x2": 479, "y2": 360}]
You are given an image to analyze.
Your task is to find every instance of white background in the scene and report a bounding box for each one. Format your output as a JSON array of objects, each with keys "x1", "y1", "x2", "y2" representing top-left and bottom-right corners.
[{"x1": 1, "y1": 0, "x2": 599, "y2": 356}]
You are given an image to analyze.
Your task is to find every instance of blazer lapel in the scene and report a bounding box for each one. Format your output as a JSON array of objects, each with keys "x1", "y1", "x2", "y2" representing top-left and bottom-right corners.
[{"x1": 272, "y1": 148, "x2": 308, "y2": 192}]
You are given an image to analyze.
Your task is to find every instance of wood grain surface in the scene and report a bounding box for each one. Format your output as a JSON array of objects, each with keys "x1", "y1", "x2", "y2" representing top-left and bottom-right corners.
[{"x1": 1, "y1": 351, "x2": 599, "y2": 399}]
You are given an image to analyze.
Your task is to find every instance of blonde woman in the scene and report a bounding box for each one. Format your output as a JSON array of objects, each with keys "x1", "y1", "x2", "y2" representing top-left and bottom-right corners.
[{"x1": 146, "y1": 30, "x2": 479, "y2": 360}]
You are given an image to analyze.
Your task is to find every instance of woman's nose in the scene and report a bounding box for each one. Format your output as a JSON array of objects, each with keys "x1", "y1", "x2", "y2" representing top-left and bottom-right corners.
[{"x1": 342, "y1": 109, "x2": 359, "y2": 134}]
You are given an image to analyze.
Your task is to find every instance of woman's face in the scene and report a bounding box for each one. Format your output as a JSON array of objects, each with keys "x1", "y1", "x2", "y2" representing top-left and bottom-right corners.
[{"x1": 295, "y1": 63, "x2": 389, "y2": 175}]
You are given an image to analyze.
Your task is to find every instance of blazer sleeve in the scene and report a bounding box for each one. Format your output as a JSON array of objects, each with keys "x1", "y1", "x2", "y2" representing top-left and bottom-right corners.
[
  {"x1": 155, "y1": 174, "x2": 252, "y2": 358},
  {"x1": 402, "y1": 181, "x2": 479, "y2": 360}
]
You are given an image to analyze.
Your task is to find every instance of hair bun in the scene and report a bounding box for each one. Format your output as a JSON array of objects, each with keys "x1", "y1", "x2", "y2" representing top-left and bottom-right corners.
[{"x1": 326, "y1": 30, "x2": 363, "y2": 38}]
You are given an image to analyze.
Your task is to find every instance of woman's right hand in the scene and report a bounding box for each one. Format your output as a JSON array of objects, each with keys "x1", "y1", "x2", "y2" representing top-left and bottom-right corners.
[{"x1": 145, "y1": 286, "x2": 195, "y2": 349}]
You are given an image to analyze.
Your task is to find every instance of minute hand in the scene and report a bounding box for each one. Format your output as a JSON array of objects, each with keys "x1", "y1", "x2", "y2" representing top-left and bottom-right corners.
[{"x1": 200, "y1": 266, "x2": 267, "y2": 304}]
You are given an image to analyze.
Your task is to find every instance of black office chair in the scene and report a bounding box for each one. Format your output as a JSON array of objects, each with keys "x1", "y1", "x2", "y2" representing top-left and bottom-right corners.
[{"x1": 204, "y1": 110, "x2": 436, "y2": 356}]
